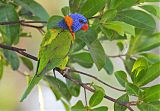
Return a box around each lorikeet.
[20,14,88,101]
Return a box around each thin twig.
[0,20,47,26]
[84,88,88,107]
[70,69,126,92]
[0,20,46,34]
[108,54,126,58]
[17,70,31,77]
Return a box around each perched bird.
[20,14,88,102]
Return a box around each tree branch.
[0,43,38,61]
[56,68,134,111]
[70,69,126,92]
[0,20,46,34]
[0,43,133,111]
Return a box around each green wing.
[20,29,72,102]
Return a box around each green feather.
[20,28,72,102]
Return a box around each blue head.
[58,14,88,32]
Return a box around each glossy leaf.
[89,90,105,107]
[140,53,160,64]
[45,76,72,101]
[142,84,160,102]
[61,6,70,16]
[15,0,49,20]
[87,39,106,71]
[138,101,160,111]
[69,0,87,13]
[66,71,81,97]
[136,62,160,86]
[123,58,136,74]
[20,56,33,71]
[103,21,135,36]
[115,71,128,87]
[125,82,140,96]
[140,5,160,19]
[70,52,93,68]
[0,4,20,45]
[101,9,117,22]
[76,29,98,44]
[117,41,124,51]
[47,16,63,29]
[70,38,86,53]
[114,94,129,111]
[92,106,108,111]
[79,0,107,18]
[109,0,137,10]
[103,56,113,75]
[3,50,20,70]
[131,57,148,73]
[117,10,156,34]
[71,100,86,111]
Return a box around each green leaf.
[125,82,140,96]
[103,55,113,75]
[131,57,148,73]
[142,84,160,102]
[15,0,49,20]
[140,53,160,64]
[3,50,20,70]
[66,71,81,97]
[20,56,33,71]
[62,99,71,111]
[135,33,160,52]
[0,59,4,79]
[70,52,93,68]
[89,90,105,107]
[70,38,86,53]
[138,101,160,111]
[117,41,124,51]
[69,0,87,13]
[100,26,127,40]
[92,85,105,93]
[123,58,136,74]
[103,21,135,36]
[87,39,106,70]
[71,100,86,111]
[61,6,70,16]
[92,106,108,111]
[140,5,160,19]
[76,29,98,44]
[142,0,160,2]
[114,94,129,111]
[47,16,63,29]
[0,4,20,45]
[45,75,72,101]
[115,71,128,87]
[136,62,160,86]
[101,9,117,22]
[117,10,156,34]
[109,0,137,10]
[79,0,107,18]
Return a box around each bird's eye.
[79,19,84,24]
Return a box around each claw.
[62,67,71,76]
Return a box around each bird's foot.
[62,67,71,76]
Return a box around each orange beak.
[81,24,89,31]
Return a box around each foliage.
[0,0,160,111]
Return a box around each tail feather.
[20,60,44,102]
